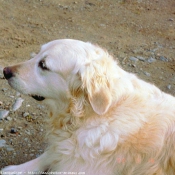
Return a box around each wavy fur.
[2,39,175,175]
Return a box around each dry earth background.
[0,0,175,170]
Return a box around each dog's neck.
[44,97,87,131]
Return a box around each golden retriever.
[2,39,175,175]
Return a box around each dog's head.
[3,39,118,115]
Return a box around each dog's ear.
[88,85,112,115]
[80,55,113,115]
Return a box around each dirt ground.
[0,0,175,170]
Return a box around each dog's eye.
[38,60,49,71]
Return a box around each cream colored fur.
[2,39,175,175]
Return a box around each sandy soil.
[0,0,175,170]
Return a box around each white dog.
[2,39,175,175]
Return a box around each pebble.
[168,18,174,21]
[2,88,7,92]
[131,64,136,67]
[26,115,34,122]
[9,96,15,99]
[12,97,24,111]
[25,130,31,135]
[159,56,168,62]
[30,52,37,58]
[0,73,3,79]
[0,66,4,79]
[100,24,106,27]
[23,112,30,118]
[147,57,156,63]
[37,104,45,109]
[24,138,28,141]
[0,110,9,120]
[129,57,138,62]
[167,85,171,90]
[137,56,146,61]
[11,128,17,134]
[132,49,143,54]
[0,140,14,151]
[144,72,151,76]
[17,126,23,130]
[6,116,12,121]
[0,139,6,147]
[0,101,3,105]
[6,146,14,151]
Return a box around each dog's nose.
[3,67,14,80]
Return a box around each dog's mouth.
[31,95,45,101]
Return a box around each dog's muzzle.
[3,67,45,101]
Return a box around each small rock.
[100,24,106,27]
[147,57,156,63]
[0,139,6,147]
[32,116,37,120]
[30,52,37,58]
[0,66,3,71]
[2,88,7,92]
[131,64,136,67]
[6,146,15,151]
[144,72,151,76]
[0,66,4,79]
[0,110,9,120]
[17,127,23,130]
[24,138,28,141]
[137,56,146,61]
[23,112,30,118]
[159,56,168,62]
[168,18,174,21]
[25,130,31,135]
[152,48,159,52]
[6,116,12,121]
[129,57,138,62]
[9,96,15,98]
[167,85,171,90]
[0,101,3,106]
[11,128,17,134]
[37,104,45,109]
[26,115,33,122]
[0,73,3,79]
[132,49,143,54]
[12,97,24,111]
[0,128,3,132]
